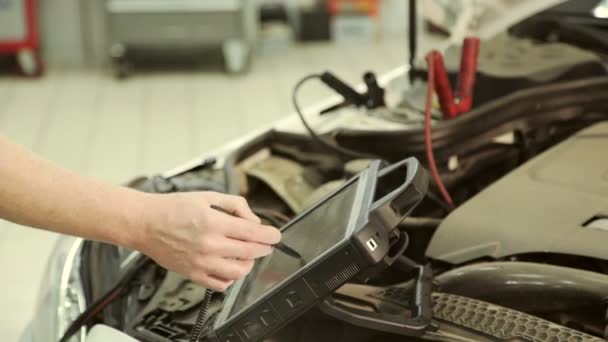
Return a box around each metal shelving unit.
[105,0,258,77]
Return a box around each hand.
[134,191,281,292]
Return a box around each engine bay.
[71,24,608,342]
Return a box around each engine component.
[128,272,223,341]
[344,159,374,177]
[246,155,317,213]
[436,262,608,308]
[87,325,140,342]
[334,77,608,163]
[319,264,435,337]
[427,122,608,263]
[334,282,603,341]
[510,0,608,55]
[436,262,608,335]
[59,255,151,342]
[430,292,604,342]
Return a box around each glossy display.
[227,181,359,319]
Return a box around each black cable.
[189,289,214,342]
[408,0,418,84]
[292,74,375,159]
[605,309,608,341]
[604,300,608,340]
[59,255,150,342]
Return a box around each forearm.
[0,136,283,291]
[0,136,150,248]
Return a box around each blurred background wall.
[33,0,410,68]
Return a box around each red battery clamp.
[429,37,480,119]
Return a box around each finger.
[206,193,261,223]
[192,274,234,292]
[225,258,255,276]
[211,237,273,259]
[216,215,281,245]
[206,258,256,282]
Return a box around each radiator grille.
[372,289,603,341]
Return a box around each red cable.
[425,51,455,209]
[81,286,125,323]
[60,285,126,341]
[455,37,480,113]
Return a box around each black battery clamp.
[202,157,428,342]
[318,71,386,115]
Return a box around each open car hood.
[424,0,568,42]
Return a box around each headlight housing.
[28,236,86,342]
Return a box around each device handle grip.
[370,158,429,226]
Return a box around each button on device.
[242,321,264,339]
[286,291,303,308]
[219,330,242,342]
[221,333,239,342]
[260,309,277,326]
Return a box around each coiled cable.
[189,289,214,342]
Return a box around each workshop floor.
[0,35,428,340]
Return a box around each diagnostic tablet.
[206,157,428,342]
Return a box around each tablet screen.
[225,179,360,320]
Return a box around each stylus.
[274,242,304,261]
[210,205,305,262]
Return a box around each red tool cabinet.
[0,0,43,76]
[327,0,379,16]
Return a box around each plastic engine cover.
[86,325,139,342]
[426,122,608,264]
